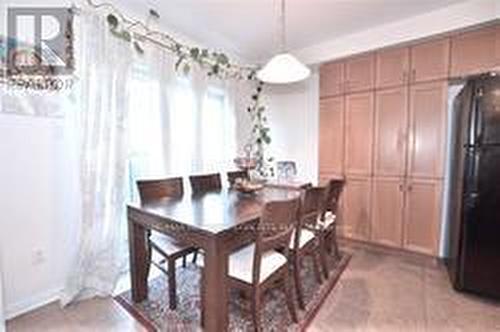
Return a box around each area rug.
[115,251,351,332]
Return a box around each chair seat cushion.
[150,231,193,257]
[289,228,315,249]
[318,212,336,228]
[228,243,287,284]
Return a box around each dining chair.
[290,186,327,310]
[319,178,345,262]
[189,173,222,192]
[136,177,199,310]
[226,170,249,186]
[227,198,300,331]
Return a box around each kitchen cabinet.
[450,25,500,77]
[345,53,375,93]
[341,177,372,240]
[403,179,442,255]
[410,38,450,83]
[319,96,344,175]
[345,92,374,176]
[374,87,408,177]
[376,46,409,88]
[371,177,404,248]
[408,81,447,179]
[320,61,345,98]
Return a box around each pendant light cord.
[280,0,286,52]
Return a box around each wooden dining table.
[127,184,304,332]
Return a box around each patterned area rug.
[116,252,350,331]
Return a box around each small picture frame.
[277,161,297,180]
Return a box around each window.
[201,87,235,171]
[126,60,237,199]
[168,77,197,173]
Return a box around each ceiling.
[120,0,468,63]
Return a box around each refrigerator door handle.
[473,87,484,146]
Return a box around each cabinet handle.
[412,69,416,83]
[407,184,413,191]
[399,184,404,192]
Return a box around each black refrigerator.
[447,74,500,299]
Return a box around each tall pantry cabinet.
[320,46,448,256]
[319,21,500,256]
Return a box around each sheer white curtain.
[61,10,133,305]
[166,67,237,174]
[201,81,237,171]
[127,45,173,188]
[128,46,237,180]
[62,10,238,305]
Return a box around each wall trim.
[5,287,61,320]
[295,0,500,65]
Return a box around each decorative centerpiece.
[233,144,264,194]
[232,178,264,194]
[234,144,257,173]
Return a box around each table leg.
[128,216,149,302]
[202,238,229,332]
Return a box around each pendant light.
[257,0,311,84]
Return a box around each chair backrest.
[189,173,222,193]
[137,177,184,202]
[323,179,345,216]
[227,170,249,186]
[292,186,327,250]
[252,197,301,284]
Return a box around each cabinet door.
[345,53,375,93]
[411,38,450,83]
[319,97,344,175]
[376,47,409,89]
[371,177,404,248]
[374,87,408,177]
[320,61,345,98]
[450,25,500,77]
[345,92,374,176]
[408,82,447,179]
[403,179,442,256]
[341,177,371,240]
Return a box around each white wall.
[0,0,80,319]
[0,112,74,319]
[235,71,320,182]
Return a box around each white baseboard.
[5,287,62,320]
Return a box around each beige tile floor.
[309,248,500,332]
[7,247,500,331]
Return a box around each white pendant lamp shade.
[257,53,311,84]
[257,0,310,84]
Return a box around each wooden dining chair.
[227,198,300,331]
[189,173,222,192]
[136,177,199,310]
[290,186,327,310]
[226,170,249,186]
[319,178,345,262]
